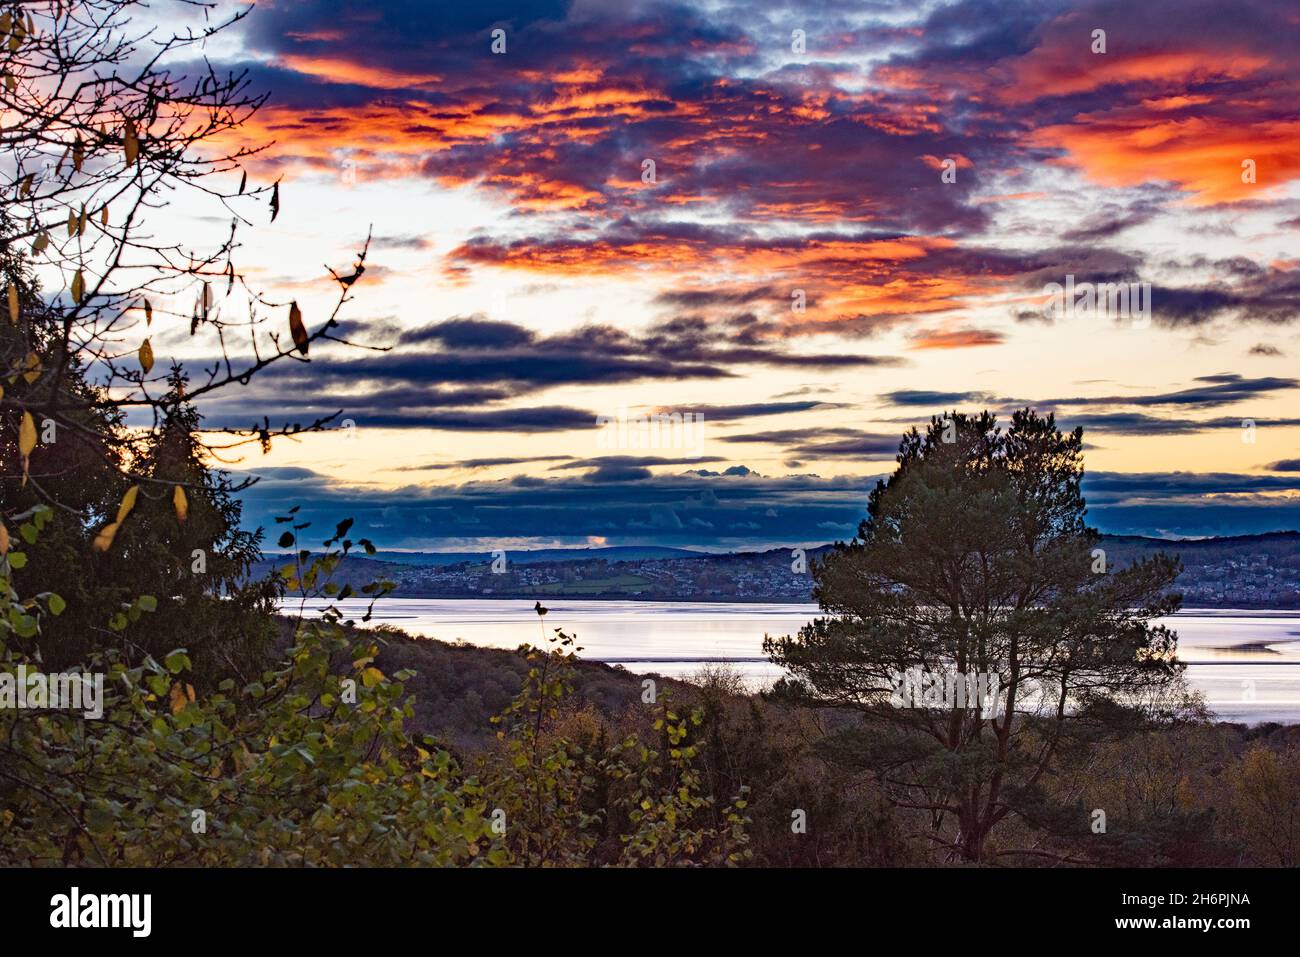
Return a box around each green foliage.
[481,627,751,866]
[0,520,748,867]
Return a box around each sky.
[146,0,1300,550]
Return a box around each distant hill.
[252,531,1300,607]
[361,545,710,566]
[1101,530,1300,557]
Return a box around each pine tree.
[765,409,1189,863]
[88,370,278,684]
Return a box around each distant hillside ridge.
[252,530,1300,608]
[361,545,709,566]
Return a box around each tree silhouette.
[765,409,1189,863]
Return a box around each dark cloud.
[1060,199,1167,242]
[690,400,845,421]
[552,455,727,471]
[400,317,537,349]
[390,455,572,471]
[720,426,901,459]
[181,312,892,433]
[1147,270,1300,328]
[1040,374,1299,410]
[884,390,991,406]
[232,462,1300,550]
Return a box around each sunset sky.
[153,0,1300,550]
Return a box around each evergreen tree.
[765,409,1188,863]
[88,370,277,685]
[1,230,275,682]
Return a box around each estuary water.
[284,598,1300,725]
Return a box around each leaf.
[270,181,280,221]
[238,169,246,194]
[116,484,139,523]
[73,136,84,172]
[4,73,14,94]
[6,284,17,324]
[101,204,109,226]
[92,521,120,552]
[71,269,84,303]
[0,523,8,555]
[288,301,308,355]
[17,411,36,486]
[173,485,188,523]
[138,338,153,374]
[169,682,188,715]
[22,352,41,383]
[31,231,48,254]
[123,117,139,165]
[143,298,152,325]
[18,411,37,457]
[48,593,65,615]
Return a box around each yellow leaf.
[360,666,384,688]
[138,338,153,374]
[143,298,152,325]
[71,270,84,303]
[124,118,139,166]
[92,521,119,552]
[18,411,36,457]
[4,73,14,94]
[6,284,17,324]
[186,683,196,702]
[169,682,187,715]
[101,204,108,226]
[31,231,48,254]
[0,523,9,556]
[77,205,87,236]
[173,485,188,523]
[288,301,309,355]
[21,352,41,384]
[115,485,139,524]
[66,210,76,237]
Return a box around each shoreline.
[291,594,1300,615]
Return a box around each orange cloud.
[278,54,443,90]
[1028,113,1300,204]
[1005,49,1268,103]
[448,233,1003,325]
[908,326,1005,349]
